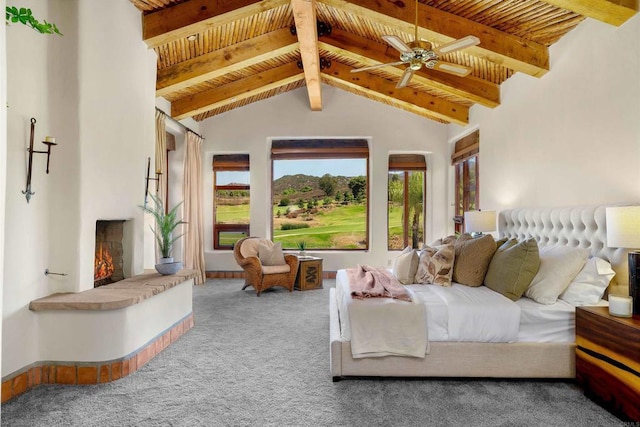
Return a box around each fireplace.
[94,220,129,287]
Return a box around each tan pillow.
[391,247,419,284]
[258,242,286,266]
[452,235,498,287]
[484,238,540,301]
[415,244,455,287]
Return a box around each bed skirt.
[329,288,576,381]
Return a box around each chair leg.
[242,282,250,290]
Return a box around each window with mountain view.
[388,154,426,250]
[271,139,369,250]
[213,154,250,250]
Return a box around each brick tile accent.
[56,366,77,385]
[12,373,28,396]
[163,333,171,349]
[122,359,130,377]
[100,365,110,383]
[129,356,138,374]
[42,365,50,384]
[111,361,122,381]
[2,379,13,403]
[32,366,42,387]
[77,367,98,385]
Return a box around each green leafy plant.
[6,6,62,35]
[297,240,307,251]
[140,194,186,259]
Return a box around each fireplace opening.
[94,220,126,287]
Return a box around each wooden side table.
[295,256,323,290]
[575,306,640,421]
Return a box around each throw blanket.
[347,265,412,302]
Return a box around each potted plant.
[140,194,186,275]
[297,240,307,258]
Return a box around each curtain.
[183,131,206,285]
[155,110,167,206]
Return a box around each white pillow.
[391,246,419,284]
[559,257,616,306]
[525,246,589,305]
[258,242,286,266]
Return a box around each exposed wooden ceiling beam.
[291,0,322,110]
[320,28,500,108]
[142,0,289,48]
[322,0,549,77]
[322,61,469,124]
[172,62,304,119]
[540,0,637,26]
[156,28,298,97]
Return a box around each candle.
[44,136,55,143]
[608,295,633,317]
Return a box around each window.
[213,154,250,249]
[452,131,479,233]
[388,154,426,250]
[271,139,369,250]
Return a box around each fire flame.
[94,243,115,281]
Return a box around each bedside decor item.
[608,294,633,317]
[464,210,496,237]
[297,240,307,257]
[606,206,640,315]
[22,117,57,203]
[140,194,186,275]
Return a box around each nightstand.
[575,306,640,421]
[295,256,323,290]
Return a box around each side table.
[295,256,323,290]
[575,305,640,421]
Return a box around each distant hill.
[273,174,356,202]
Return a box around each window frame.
[451,130,480,234]
[388,154,427,250]
[212,154,250,250]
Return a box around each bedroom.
[0,0,639,423]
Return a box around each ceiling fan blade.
[433,35,480,56]
[433,61,473,77]
[396,68,415,88]
[350,61,407,73]
[382,35,413,54]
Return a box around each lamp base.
[629,251,640,315]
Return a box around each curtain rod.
[156,107,204,140]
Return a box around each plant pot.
[299,250,306,258]
[159,257,174,264]
[155,261,182,275]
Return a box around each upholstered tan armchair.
[233,237,299,296]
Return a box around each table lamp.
[464,210,496,237]
[606,206,640,315]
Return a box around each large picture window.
[388,154,426,250]
[213,154,250,249]
[452,131,479,234]
[271,139,369,250]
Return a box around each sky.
[216,159,367,185]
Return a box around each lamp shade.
[606,206,640,249]
[464,210,496,233]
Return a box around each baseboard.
[206,271,337,279]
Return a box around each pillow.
[258,242,286,266]
[525,246,590,305]
[559,257,616,306]
[484,238,540,301]
[415,244,455,287]
[452,235,498,287]
[391,246,419,284]
[429,234,460,246]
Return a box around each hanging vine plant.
[6,6,62,35]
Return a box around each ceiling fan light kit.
[351,0,480,88]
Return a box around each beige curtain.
[155,110,167,206]
[183,131,206,284]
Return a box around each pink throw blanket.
[347,265,412,302]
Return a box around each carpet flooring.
[1,279,622,426]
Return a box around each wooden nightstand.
[295,256,323,290]
[575,306,640,421]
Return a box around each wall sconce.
[22,117,57,203]
[144,156,161,207]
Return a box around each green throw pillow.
[484,238,540,301]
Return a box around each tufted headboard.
[498,205,628,293]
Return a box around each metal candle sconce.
[22,117,57,203]
[144,156,161,207]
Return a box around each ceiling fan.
[351,0,480,88]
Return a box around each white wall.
[448,15,640,223]
[198,85,449,272]
[3,0,156,377]
[0,0,8,395]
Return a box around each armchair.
[233,237,299,296]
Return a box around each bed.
[329,205,628,381]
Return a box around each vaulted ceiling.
[130,0,637,125]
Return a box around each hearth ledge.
[29,269,198,311]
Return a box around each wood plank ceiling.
[130,0,637,125]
